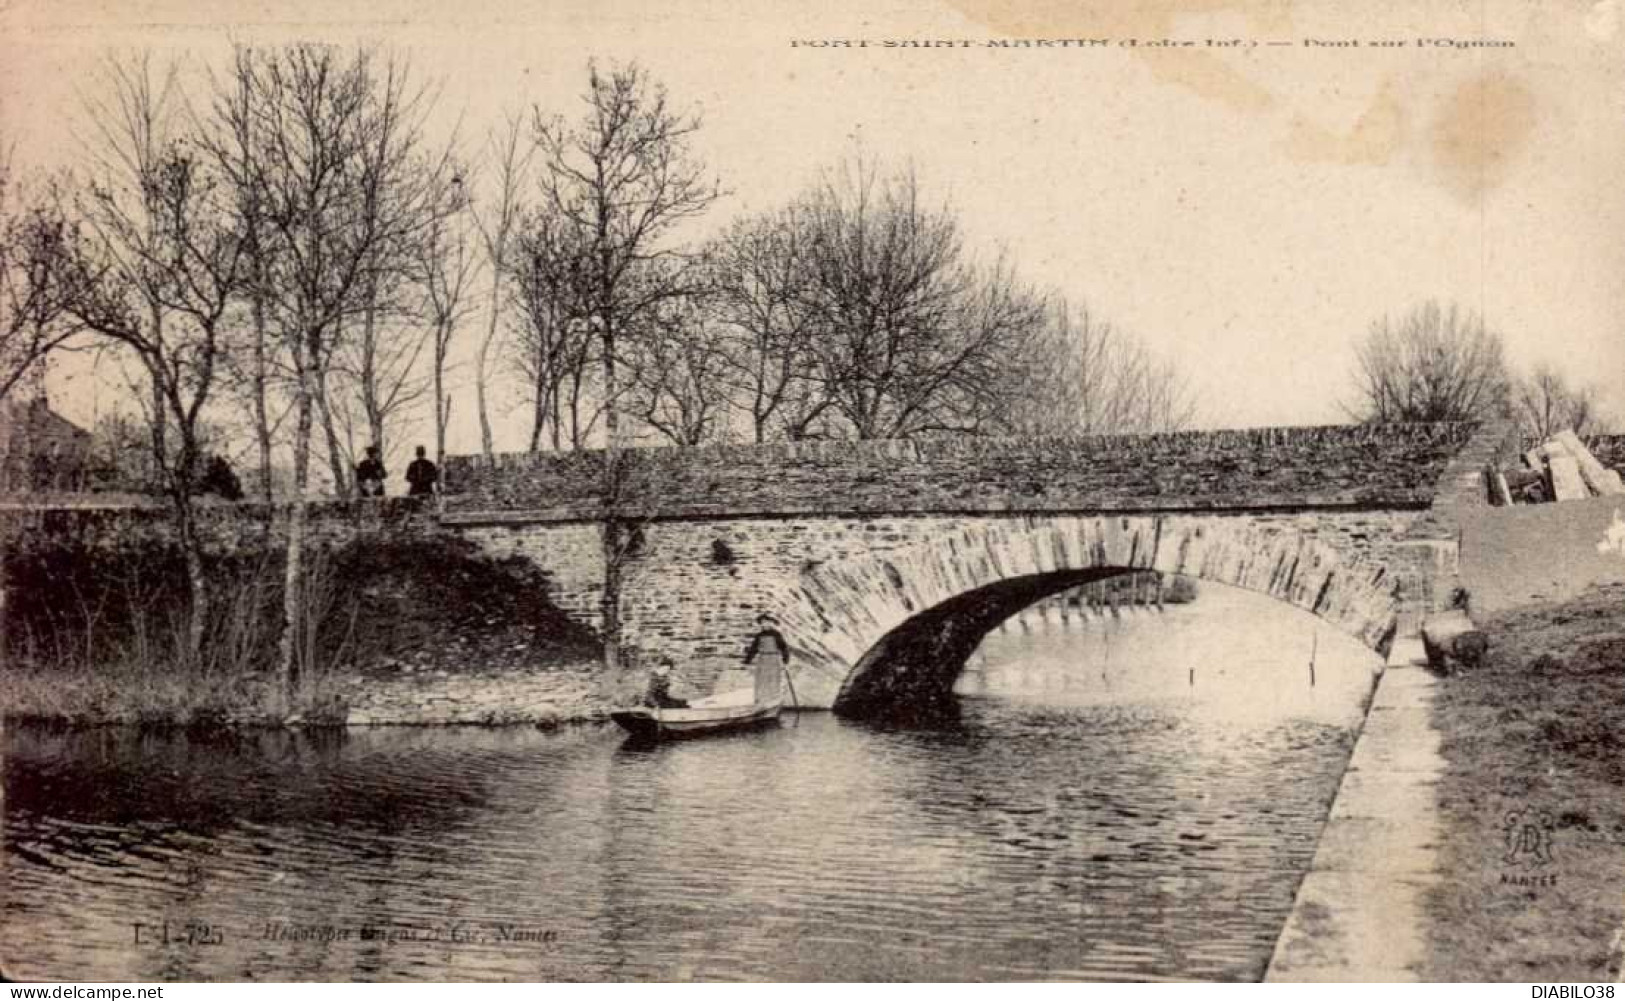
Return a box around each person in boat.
[643,659,689,709]
[743,613,793,705]
[744,613,791,667]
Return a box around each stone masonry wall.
[449,508,1429,707]
[436,421,1501,709]
[446,520,604,625]
[443,423,1478,519]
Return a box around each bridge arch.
[776,515,1402,720]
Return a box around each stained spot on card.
[1429,72,1536,200]
[1284,80,1406,166]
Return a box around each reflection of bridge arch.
[775,516,1402,722]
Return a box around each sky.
[2,0,1622,452]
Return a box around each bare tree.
[470,113,532,460]
[198,50,280,501]
[316,341,354,495]
[997,299,1197,435]
[1348,300,1510,424]
[417,170,476,464]
[328,307,432,477]
[345,134,463,470]
[228,43,442,695]
[71,55,250,656]
[1515,363,1610,439]
[624,289,736,446]
[708,205,833,442]
[532,59,720,447]
[75,54,186,474]
[510,203,595,450]
[307,96,464,494]
[797,159,1046,439]
[534,60,719,672]
[0,158,84,403]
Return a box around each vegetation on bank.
[0,536,599,727]
[1422,583,1625,981]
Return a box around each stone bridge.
[440,421,1514,720]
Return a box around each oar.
[781,662,801,726]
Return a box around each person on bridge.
[405,445,439,497]
[643,660,689,709]
[355,446,387,498]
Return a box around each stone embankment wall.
[342,666,607,726]
[0,499,604,727]
[1458,496,1625,615]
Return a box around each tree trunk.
[477,279,501,460]
[177,496,207,661]
[252,297,273,502]
[362,292,385,455]
[601,309,618,446]
[528,358,549,452]
[250,251,274,503]
[434,334,448,466]
[600,518,624,673]
[316,371,348,497]
[278,364,315,707]
[599,441,630,675]
[147,367,167,480]
[0,541,9,674]
[569,369,586,450]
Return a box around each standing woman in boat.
[743,613,791,704]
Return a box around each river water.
[3,584,1378,982]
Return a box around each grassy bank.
[1,535,601,727]
[1423,582,1625,981]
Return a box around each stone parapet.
[443,423,1479,520]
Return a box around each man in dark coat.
[198,454,243,500]
[355,446,387,498]
[405,445,438,497]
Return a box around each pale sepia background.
[2,0,1620,441]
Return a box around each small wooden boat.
[610,694,783,741]
[613,638,794,741]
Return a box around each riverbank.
[0,657,614,728]
[1422,582,1625,981]
[1,535,608,728]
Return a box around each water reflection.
[4,585,1377,981]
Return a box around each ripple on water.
[4,591,1377,981]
